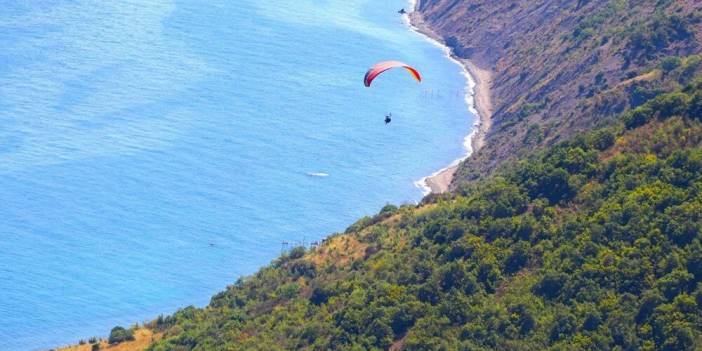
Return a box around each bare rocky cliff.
[416,0,702,184]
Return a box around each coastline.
[50,6,488,350]
[406,2,493,194]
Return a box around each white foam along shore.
[404,0,492,195]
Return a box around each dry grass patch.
[57,329,161,351]
[307,235,367,268]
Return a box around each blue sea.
[0,1,473,349]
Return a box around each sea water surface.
[0,1,473,349]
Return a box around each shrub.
[288,246,306,260]
[588,128,616,150]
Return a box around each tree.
[550,311,577,341]
[108,326,134,344]
[310,286,332,305]
[661,56,683,72]
[689,91,702,120]
[533,271,568,300]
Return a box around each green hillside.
[138,76,702,350]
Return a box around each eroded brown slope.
[416,0,702,183]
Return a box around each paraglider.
[364,61,421,125]
[363,61,421,87]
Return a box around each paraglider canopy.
[364,61,421,87]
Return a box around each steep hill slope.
[415,0,702,182]
[140,80,702,350]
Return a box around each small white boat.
[307,172,329,177]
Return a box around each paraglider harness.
[385,113,392,124]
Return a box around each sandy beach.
[408,5,493,194]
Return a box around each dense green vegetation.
[137,78,702,350]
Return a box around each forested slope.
[416,0,702,182]
[140,78,702,350]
